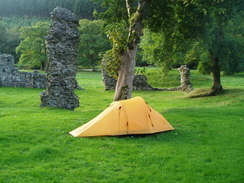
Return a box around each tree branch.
[126,0,133,18]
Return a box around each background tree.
[16,22,49,70]
[184,41,211,73]
[179,0,243,95]
[77,19,110,71]
[140,28,186,73]
[220,11,244,75]
[144,0,243,96]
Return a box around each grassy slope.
[0,71,243,183]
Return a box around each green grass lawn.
[0,70,243,183]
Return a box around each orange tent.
[69,96,174,137]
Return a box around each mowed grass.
[0,70,243,183]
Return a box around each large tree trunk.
[209,50,224,95]
[113,0,146,101]
[114,48,137,101]
[40,61,45,71]
[209,19,224,95]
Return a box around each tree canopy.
[77,19,111,70]
[16,22,49,70]
[140,0,243,95]
[172,0,243,94]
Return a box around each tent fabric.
[69,96,174,137]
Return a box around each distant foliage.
[77,19,110,70]
[0,0,101,19]
[140,29,173,71]
[0,24,7,54]
[140,29,187,74]
[221,12,244,75]
[0,20,20,60]
[16,22,49,70]
[135,67,147,75]
[0,17,45,60]
[0,17,42,30]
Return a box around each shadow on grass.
[187,88,244,98]
[223,88,244,94]
[223,73,244,77]
[116,130,173,139]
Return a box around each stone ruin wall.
[0,54,46,88]
[40,7,80,110]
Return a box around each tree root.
[188,88,224,98]
[153,86,193,92]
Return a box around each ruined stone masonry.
[133,75,155,90]
[40,7,80,110]
[102,65,193,92]
[102,70,155,91]
[0,54,81,89]
[102,70,117,90]
[178,65,193,91]
[0,54,46,88]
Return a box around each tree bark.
[114,0,146,101]
[114,48,137,101]
[209,50,224,95]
